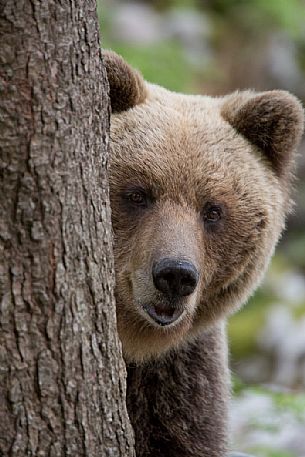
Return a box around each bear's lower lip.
[143,303,184,326]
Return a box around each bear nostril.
[152,259,199,298]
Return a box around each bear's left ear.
[221,90,304,177]
[102,50,148,114]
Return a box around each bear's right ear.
[102,50,147,114]
[221,90,304,177]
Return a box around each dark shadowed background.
[99,1,305,455]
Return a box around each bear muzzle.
[140,258,199,326]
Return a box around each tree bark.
[0,1,135,456]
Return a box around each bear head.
[104,50,304,362]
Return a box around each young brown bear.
[104,50,304,457]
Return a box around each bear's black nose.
[152,259,199,298]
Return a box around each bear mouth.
[143,303,185,326]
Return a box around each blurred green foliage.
[250,385,305,419]
[284,232,305,270]
[204,0,305,35]
[248,449,294,457]
[229,254,305,360]
[127,0,305,37]
[232,377,305,456]
[102,39,195,92]
[228,291,271,359]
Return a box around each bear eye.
[123,187,151,208]
[202,203,223,224]
[129,190,146,205]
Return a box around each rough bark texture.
[0,1,135,456]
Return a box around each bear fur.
[103,50,304,457]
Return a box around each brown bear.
[103,50,304,457]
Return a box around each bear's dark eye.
[202,203,223,224]
[123,187,151,209]
[128,191,146,205]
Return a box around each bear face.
[104,51,304,362]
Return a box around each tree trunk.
[0,1,135,456]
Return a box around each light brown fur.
[104,50,304,457]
